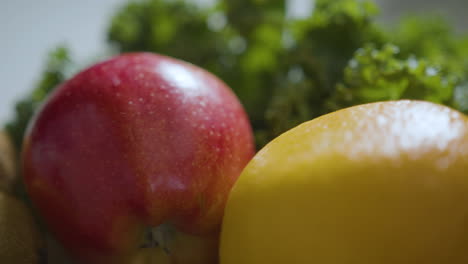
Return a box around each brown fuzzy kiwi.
[0,191,42,263]
[0,131,16,192]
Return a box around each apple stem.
[140,224,174,255]
[140,223,220,263]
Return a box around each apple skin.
[22,53,255,263]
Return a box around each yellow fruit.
[0,131,16,192]
[0,191,41,263]
[220,100,468,264]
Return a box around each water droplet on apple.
[112,77,121,86]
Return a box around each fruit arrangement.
[2,0,468,263]
[2,53,468,263]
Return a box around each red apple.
[22,53,255,263]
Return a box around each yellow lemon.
[220,100,468,264]
[0,191,41,263]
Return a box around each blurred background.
[1,0,468,149]
[1,0,467,125]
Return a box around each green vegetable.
[391,14,468,75]
[6,47,72,151]
[327,43,461,111]
[6,0,468,151]
[108,0,387,146]
[261,0,384,143]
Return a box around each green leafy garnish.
[6,0,468,150]
[6,47,72,151]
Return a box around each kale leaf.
[7,0,468,150]
[6,47,72,151]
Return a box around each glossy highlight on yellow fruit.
[220,100,468,264]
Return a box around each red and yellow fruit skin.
[22,53,255,263]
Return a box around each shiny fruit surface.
[221,100,468,264]
[23,53,254,263]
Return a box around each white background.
[0,0,466,125]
